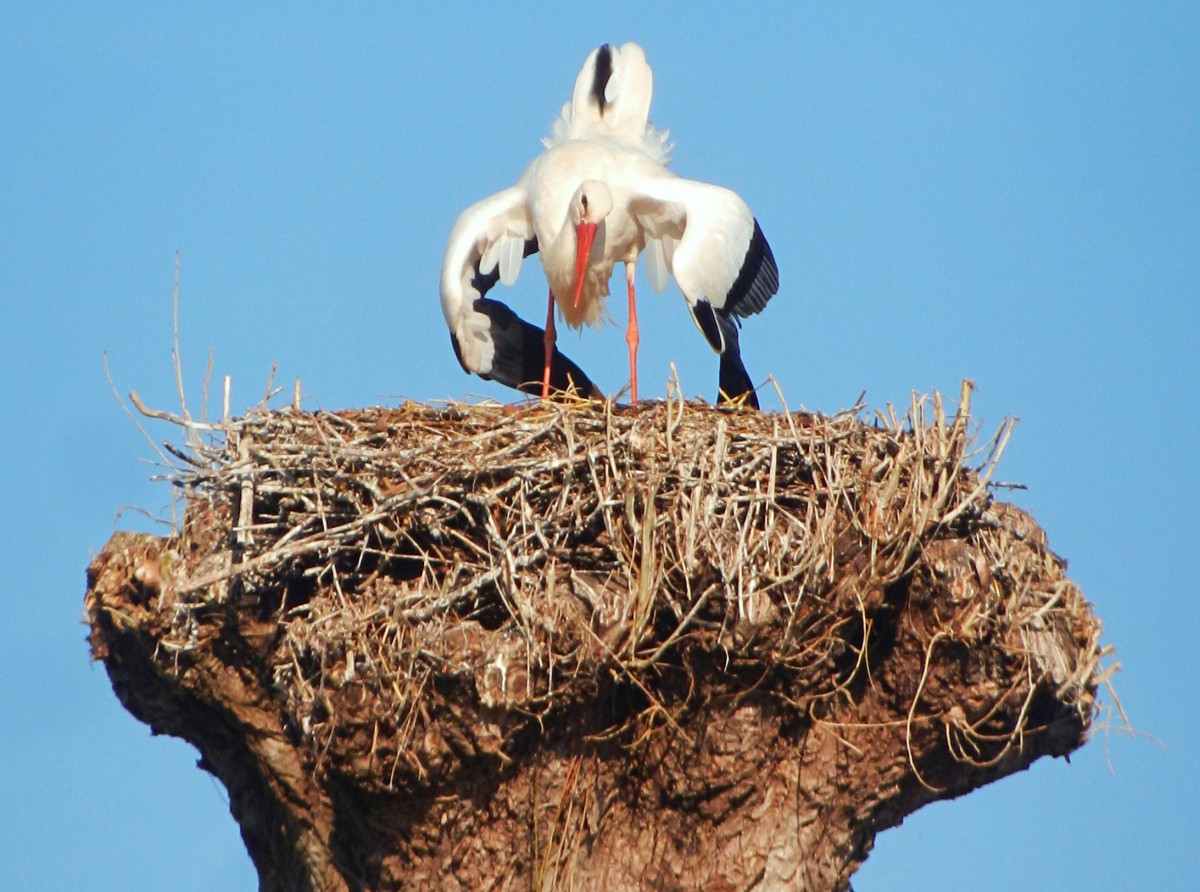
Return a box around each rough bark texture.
[85,396,1103,891]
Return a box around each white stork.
[440,41,779,407]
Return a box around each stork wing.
[628,175,777,408]
[569,42,653,141]
[440,186,600,398]
[453,298,603,399]
[440,186,537,376]
[628,176,779,353]
[545,42,671,161]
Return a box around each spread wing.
[628,174,779,407]
[439,185,600,398]
[440,186,537,377]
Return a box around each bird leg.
[541,288,557,398]
[625,264,639,403]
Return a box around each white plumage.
[441,41,779,406]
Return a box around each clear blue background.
[2,4,1196,889]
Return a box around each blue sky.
[2,4,1197,889]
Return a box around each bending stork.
[440,41,779,407]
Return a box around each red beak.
[572,221,597,308]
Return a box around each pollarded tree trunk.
[85,391,1103,891]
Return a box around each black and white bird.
[440,41,779,407]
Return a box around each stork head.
[570,179,613,308]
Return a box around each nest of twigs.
[138,382,1102,797]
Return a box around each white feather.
[542,102,572,149]
[604,51,622,105]
[644,235,670,294]
[499,233,523,286]
[460,308,495,375]
[642,125,673,165]
[479,238,501,276]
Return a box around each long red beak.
[572,221,597,308]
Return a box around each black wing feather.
[453,298,602,399]
[690,299,760,409]
[591,44,614,113]
[690,298,726,353]
[723,219,778,319]
[714,313,758,408]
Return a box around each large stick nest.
[86,383,1109,889]
[131,385,1099,788]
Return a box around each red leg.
[625,264,639,403]
[542,288,556,398]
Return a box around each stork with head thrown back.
[440,41,779,407]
